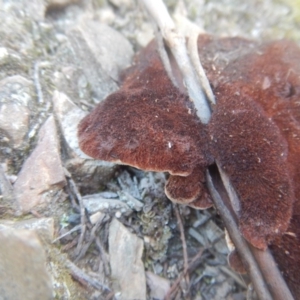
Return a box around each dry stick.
[165,247,206,300]
[95,236,110,276]
[68,177,87,257]
[65,259,110,292]
[140,0,211,124]
[155,30,179,89]
[218,165,294,300]
[52,224,81,243]
[187,30,216,107]
[219,266,247,289]
[206,169,273,300]
[75,215,104,262]
[174,205,190,297]
[219,165,294,299]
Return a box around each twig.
[155,30,179,89]
[174,205,190,297]
[219,266,247,289]
[65,259,110,292]
[67,177,87,257]
[75,215,104,262]
[52,224,81,243]
[95,236,110,276]
[140,0,211,124]
[250,247,294,300]
[165,247,206,300]
[217,164,294,300]
[206,169,273,300]
[187,30,216,106]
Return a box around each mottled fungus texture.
[78,35,300,298]
[78,41,213,209]
[198,35,300,297]
[165,167,212,209]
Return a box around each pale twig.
[219,266,247,289]
[140,0,211,124]
[187,31,216,106]
[65,259,110,292]
[155,30,179,89]
[52,224,81,243]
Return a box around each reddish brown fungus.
[165,167,212,209]
[199,35,300,297]
[78,35,300,298]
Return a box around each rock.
[67,19,133,102]
[52,91,116,190]
[0,0,46,21]
[83,194,131,216]
[0,76,35,148]
[14,116,66,213]
[109,218,146,300]
[146,271,170,300]
[74,19,134,82]
[52,91,90,158]
[0,218,54,244]
[0,164,14,202]
[0,227,53,300]
[109,0,133,8]
[46,0,81,10]
[0,47,28,79]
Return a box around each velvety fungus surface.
[78,35,300,298]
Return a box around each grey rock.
[83,194,131,215]
[47,0,81,9]
[67,19,133,103]
[109,0,133,8]
[0,218,54,244]
[74,19,134,82]
[0,0,46,21]
[0,227,53,300]
[52,91,116,189]
[14,116,66,213]
[146,271,170,300]
[0,76,35,148]
[0,164,14,202]
[109,218,146,300]
[0,47,28,79]
[52,91,90,159]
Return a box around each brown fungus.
[200,36,300,297]
[78,41,213,209]
[78,35,300,298]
